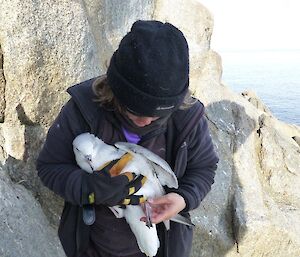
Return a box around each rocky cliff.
[0,0,299,256]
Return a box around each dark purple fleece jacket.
[37,78,219,257]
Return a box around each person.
[37,20,219,257]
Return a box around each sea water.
[220,50,300,125]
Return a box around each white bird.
[73,132,192,257]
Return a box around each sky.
[199,0,300,52]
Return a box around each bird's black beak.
[144,201,153,228]
[85,155,94,172]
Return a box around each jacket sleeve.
[36,99,89,205]
[173,116,219,212]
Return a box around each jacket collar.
[67,77,100,127]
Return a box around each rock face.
[0,46,5,122]
[0,0,299,257]
[0,169,64,257]
[241,90,272,114]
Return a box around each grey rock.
[0,169,65,257]
[241,90,272,114]
[292,135,300,146]
[0,0,300,256]
[0,45,5,123]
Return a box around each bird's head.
[73,133,125,173]
[73,133,98,173]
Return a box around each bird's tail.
[124,205,159,257]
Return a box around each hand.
[82,165,146,207]
[145,193,186,224]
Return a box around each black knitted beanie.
[107,20,189,117]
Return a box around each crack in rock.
[0,44,6,123]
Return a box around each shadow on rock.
[1,122,64,227]
[191,100,258,257]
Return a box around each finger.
[98,159,120,176]
[121,195,146,205]
[126,175,147,194]
[148,195,169,206]
[150,205,166,214]
[121,172,135,182]
[150,211,170,224]
[130,175,147,187]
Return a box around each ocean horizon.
[220,49,300,126]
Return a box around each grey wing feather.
[115,142,178,188]
[170,214,195,227]
[150,162,178,188]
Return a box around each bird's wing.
[115,142,178,188]
[170,214,195,227]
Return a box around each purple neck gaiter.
[122,127,141,144]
